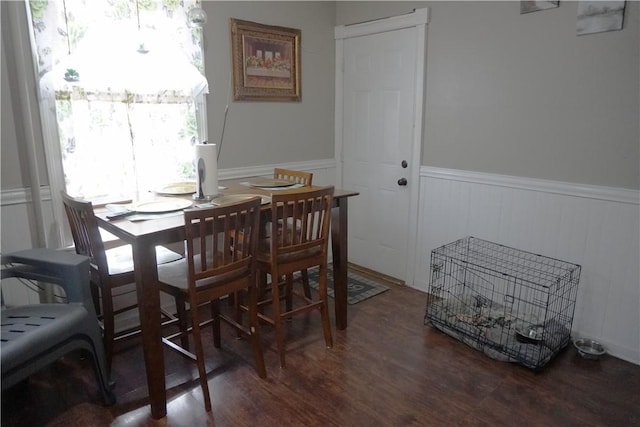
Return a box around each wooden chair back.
[61,192,111,286]
[267,186,333,276]
[273,168,313,186]
[183,197,262,299]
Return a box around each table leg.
[132,240,166,419]
[331,197,349,330]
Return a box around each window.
[28,0,208,203]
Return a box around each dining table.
[94,177,358,419]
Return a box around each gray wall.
[2,1,638,191]
[202,1,336,168]
[1,25,23,189]
[337,1,639,190]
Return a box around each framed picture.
[230,18,301,101]
[577,1,626,36]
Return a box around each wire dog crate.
[424,237,581,370]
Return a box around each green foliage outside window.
[29,0,48,22]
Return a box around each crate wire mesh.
[424,237,581,370]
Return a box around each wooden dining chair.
[156,197,266,412]
[254,186,334,368]
[61,192,185,368]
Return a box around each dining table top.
[95,177,358,240]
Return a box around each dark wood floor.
[2,276,639,427]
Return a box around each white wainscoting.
[414,166,640,365]
[1,187,57,305]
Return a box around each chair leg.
[175,295,190,350]
[257,273,268,315]
[247,285,266,378]
[318,265,333,349]
[100,286,115,369]
[87,338,116,405]
[190,304,212,412]
[271,272,287,368]
[285,274,293,313]
[211,299,221,349]
[90,281,102,316]
[234,290,243,338]
[301,269,311,298]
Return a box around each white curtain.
[26,0,209,244]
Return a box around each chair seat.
[256,240,322,267]
[105,245,183,276]
[158,256,250,292]
[1,304,90,373]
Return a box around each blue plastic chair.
[1,248,115,405]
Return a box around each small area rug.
[302,265,390,305]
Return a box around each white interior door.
[335,10,428,283]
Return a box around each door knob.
[401,160,408,168]
[398,178,407,186]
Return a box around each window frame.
[20,0,208,248]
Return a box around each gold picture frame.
[230,18,301,101]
